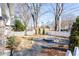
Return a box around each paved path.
[9,31,70,38]
[10,31,25,36]
[46,31,70,37]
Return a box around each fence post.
[65,50,72,56]
[73,47,79,56]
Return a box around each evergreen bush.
[38,28,41,34]
[6,36,20,56]
[14,20,25,31]
[69,16,79,52]
[42,28,45,35]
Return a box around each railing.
[66,47,79,56]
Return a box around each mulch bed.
[41,48,66,56]
[41,45,69,56]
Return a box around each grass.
[16,34,69,40]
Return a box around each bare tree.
[1,3,14,37]
[52,3,64,31]
[26,3,42,34]
[18,4,31,35]
[7,3,15,26]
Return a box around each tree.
[1,3,14,37]
[15,4,31,35]
[52,3,64,31]
[6,36,20,56]
[69,16,79,52]
[26,3,42,34]
[7,3,15,26]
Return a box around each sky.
[1,3,79,26]
[37,3,79,26]
[0,6,1,16]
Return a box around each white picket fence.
[66,47,79,56]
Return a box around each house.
[0,16,6,56]
[0,7,5,37]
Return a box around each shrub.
[6,36,20,56]
[42,28,45,35]
[38,28,41,34]
[69,16,79,52]
[14,19,25,31]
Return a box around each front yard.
[7,35,69,56]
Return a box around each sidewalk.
[46,31,70,37]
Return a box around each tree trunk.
[25,23,28,35]
[54,3,63,31]
[55,16,58,31]
[25,27,27,35]
[35,19,38,34]
[32,14,37,34]
[10,48,13,56]
[59,16,61,31]
[34,22,37,34]
[8,3,14,26]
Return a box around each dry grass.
[13,35,69,50]
[10,35,68,56]
[41,49,66,56]
[16,35,69,39]
[12,36,34,51]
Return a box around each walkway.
[46,31,70,38]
